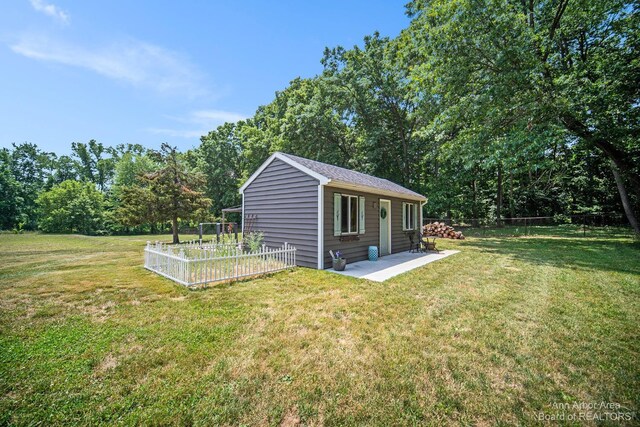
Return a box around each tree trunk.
[508,170,515,223]
[496,164,503,227]
[562,114,640,196]
[172,216,180,244]
[561,114,640,232]
[472,178,478,220]
[401,135,410,187]
[610,161,640,236]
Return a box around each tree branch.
[543,0,570,63]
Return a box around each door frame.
[379,199,391,255]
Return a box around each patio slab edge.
[325,250,460,282]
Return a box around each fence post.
[155,241,160,272]
[234,222,239,242]
[284,242,288,266]
[178,248,185,284]
[235,246,239,279]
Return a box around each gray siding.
[323,187,419,269]
[244,158,319,268]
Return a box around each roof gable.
[239,153,329,193]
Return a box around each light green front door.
[379,199,391,255]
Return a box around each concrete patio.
[325,250,459,282]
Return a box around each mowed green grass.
[0,233,638,426]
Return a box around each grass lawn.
[1,232,638,425]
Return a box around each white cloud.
[29,0,69,24]
[10,34,206,98]
[148,110,247,139]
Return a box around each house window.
[403,202,417,231]
[341,195,359,234]
[334,193,365,236]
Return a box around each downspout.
[420,200,427,231]
[317,183,324,269]
[241,192,245,234]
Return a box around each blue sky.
[1,1,410,154]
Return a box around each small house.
[239,152,427,269]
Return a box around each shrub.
[37,180,105,234]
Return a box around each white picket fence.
[144,241,296,286]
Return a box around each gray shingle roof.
[280,152,425,200]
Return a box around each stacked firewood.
[422,222,465,239]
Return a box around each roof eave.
[326,180,427,202]
[239,152,427,201]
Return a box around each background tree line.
[0,141,211,242]
[1,0,638,235]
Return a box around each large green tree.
[193,122,244,215]
[405,0,639,232]
[48,155,79,186]
[322,33,427,189]
[118,144,211,243]
[71,140,117,192]
[0,149,23,230]
[111,151,157,197]
[37,180,105,234]
[7,143,56,229]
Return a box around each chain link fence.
[423,214,633,238]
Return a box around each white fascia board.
[239,152,278,193]
[328,180,427,202]
[238,152,330,193]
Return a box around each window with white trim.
[333,193,365,236]
[341,194,358,234]
[403,202,417,231]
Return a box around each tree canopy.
[37,180,105,235]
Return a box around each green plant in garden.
[245,231,264,253]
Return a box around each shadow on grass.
[184,268,299,292]
[460,236,640,276]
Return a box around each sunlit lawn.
[0,232,638,425]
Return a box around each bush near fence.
[144,241,296,287]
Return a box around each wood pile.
[423,222,465,239]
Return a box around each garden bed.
[144,240,296,286]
